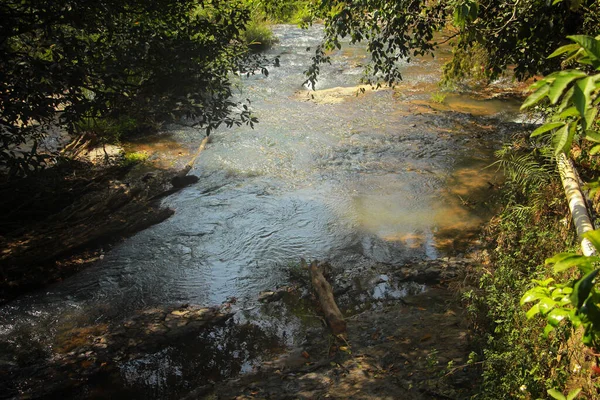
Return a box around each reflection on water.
[0,24,529,398]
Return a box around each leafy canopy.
[521,35,600,156]
[301,0,599,87]
[0,0,269,176]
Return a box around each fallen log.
[169,134,210,188]
[303,259,347,335]
[176,134,211,178]
[557,152,596,256]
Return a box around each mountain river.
[0,25,529,399]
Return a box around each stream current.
[0,25,528,398]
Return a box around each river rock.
[395,258,468,284]
[86,145,124,163]
[50,303,234,372]
[171,174,199,188]
[258,287,291,303]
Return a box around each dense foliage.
[302,0,600,87]
[249,0,311,24]
[0,0,271,176]
[522,35,600,157]
[517,36,600,396]
[468,176,574,398]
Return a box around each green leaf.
[552,254,590,273]
[531,122,565,138]
[529,78,552,91]
[521,84,550,109]
[584,301,600,326]
[548,43,580,59]
[547,252,582,265]
[558,87,575,112]
[543,323,555,338]
[584,130,600,143]
[583,324,595,346]
[567,388,582,400]
[547,308,570,327]
[521,287,551,305]
[570,309,582,326]
[548,389,567,400]
[573,77,595,128]
[468,1,478,20]
[570,269,599,309]
[539,297,556,314]
[526,303,541,319]
[590,144,600,155]
[532,277,555,287]
[583,230,600,251]
[548,70,588,104]
[551,288,566,300]
[568,35,600,61]
[583,105,599,132]
[558,106,579,119]
[564,48,586,65]
[553,123,573,155]
[453,1,478,28]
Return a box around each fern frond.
[495,152,552,192]
[506,205,535,220]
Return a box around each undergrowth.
[464,141,579,398]
[242,19,278,52]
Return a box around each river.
[0,25,527,399]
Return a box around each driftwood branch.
[303,259,347,335]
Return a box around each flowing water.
[0,25,528,398]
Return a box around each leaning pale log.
[557,152,596,256]
[178,135,211,177]
[304,259,347,335]
[170,135,210,188]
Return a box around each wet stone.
[394,258,466,284]
[146,323,169,335]
[165,319,189,330]
[123,320,135,328]
[258,287,290,303]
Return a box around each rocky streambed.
[1,256,477,399]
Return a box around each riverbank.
[0,156,198,305]
[209,282,475,399]
[458,141,597,398]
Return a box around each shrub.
[242,19,278,52]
